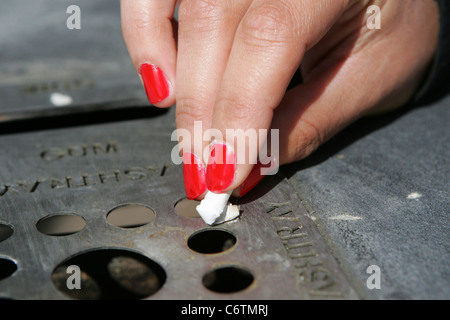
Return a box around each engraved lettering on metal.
[266,201,347,298]
[0,165,168,197]
[23,79,94,95]
[41,141,118,161]
[0,109,357,299]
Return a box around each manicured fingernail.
[239,164,265,198]
[140,63,169,104]
[206,143,236,193]
[239,155,278,197]
[183,153,207,200]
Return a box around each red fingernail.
[239,155,277,197]
[206,143,235,193]
[140,63,169,104]
[183,153,207,200]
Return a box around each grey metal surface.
[0,0,147,120]
[0,107,358,299]
[286,98,450,300]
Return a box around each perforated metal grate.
[0,109,358,299]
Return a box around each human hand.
[121,0,439,199]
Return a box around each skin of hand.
[121,0,439,200]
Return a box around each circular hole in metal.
[52,265,101,300]
[107,204,155,228]
[52,248,166,300]
[0,223,14,242]
[36,214,86,236]
[187,229,236,254]
[202,265,254,293]
[0,258,17,281]
[174,198,201,218]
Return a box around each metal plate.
[0,108,359,299]
[0,0,361,300]
[0,0,147,121]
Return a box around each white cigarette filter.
[196,190,240,225]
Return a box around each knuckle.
[178,0,234,33]
[176,95,210,126]
[291,118,324,160]
[241,2,297,49]
[215,95,258,124]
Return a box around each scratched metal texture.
[0,0,147,122]
[285,98,450,300]
[0,107,359,299]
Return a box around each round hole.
[174,198,201,218]
[187,229,236,254]
[36,214,86,236]
[0,223,14,242]
[0,258,17,281]
[52,248,166,300]
[107,204,155,228]
[52,265,102,300]
[202,266,254,293]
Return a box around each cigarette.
[196,190,240,225]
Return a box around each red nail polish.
[239,164,265,198]
[183,153,207,200]
[140,63,169,104]
[206,143,235,193]
[239,156,277,197]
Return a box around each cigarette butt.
[196,190,240,225]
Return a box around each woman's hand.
[121,0,439,199]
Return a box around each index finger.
[205,0,350,193]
